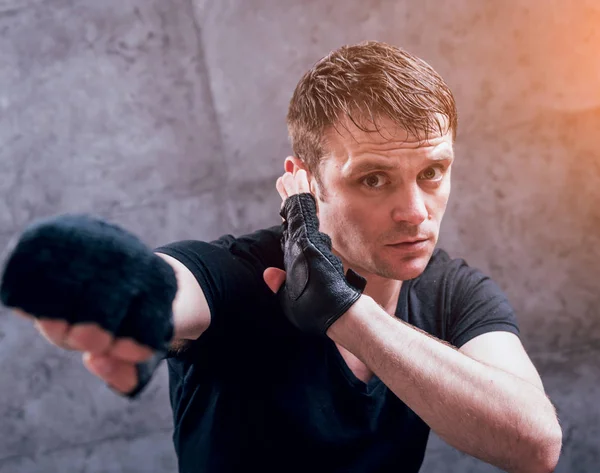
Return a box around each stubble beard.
[356,245,435,281]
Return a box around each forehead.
[322,115,454,165]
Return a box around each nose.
[390,184,428,226]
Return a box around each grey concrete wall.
[0,1,227,472]
[0,0,597,472]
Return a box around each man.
[8,41,561,472]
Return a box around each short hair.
[287,40,458,176]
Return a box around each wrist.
[326,294,377,343]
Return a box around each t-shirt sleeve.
[153,228,283,337]
[446,260,520,348]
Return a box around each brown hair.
[287,40,458,177]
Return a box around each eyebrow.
[347,153,454,175]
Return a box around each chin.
[374,251,433,281]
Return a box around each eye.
[419,166,444,181]
[362,174,387,189]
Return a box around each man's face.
[311,118,454,281]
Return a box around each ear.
[283,156,323,205]
[284,156,307,175]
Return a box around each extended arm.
[1,214,213,396]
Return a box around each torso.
[335,343,374,383]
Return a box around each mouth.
[386,238,430,251]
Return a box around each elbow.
[517,417,563,473]
[538,421,562,473]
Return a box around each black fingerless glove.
[277,193,367,335]
[0,214,178,398]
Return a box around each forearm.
[327,296,561,473]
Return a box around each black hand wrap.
[0,214,178,398]
[278,193,367,335]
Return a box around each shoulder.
[419,248,498,295]
[212,225,282,248]
[155,225,283,271]
[157,226,286,347]
[409,247,505,315]
[414,248,519,346]
[212,225,284,271]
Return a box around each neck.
[362,274,402,315]
[336,253,402,315]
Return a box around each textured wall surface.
[0,0,598,472]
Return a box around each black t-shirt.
[154,226,519,473]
